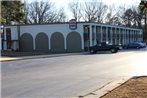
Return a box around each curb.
[1,52,86,62]
[78,77,131,98]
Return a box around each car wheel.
[111,48,117,53]
[123,46,127,49]
[90,49,94,54]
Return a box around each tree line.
[1,0,147,41]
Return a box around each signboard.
[69,19,77,30]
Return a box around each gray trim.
[4,22,142,31]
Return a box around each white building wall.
[4,26,18,40]
[3,23,144,52]
[20,23,84,50]
[2,26,19,50]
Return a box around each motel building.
[1,21,143,53]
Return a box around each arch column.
[123,29,125,45]
[89,25,92,46]
[48,33,51,50]
[118,28,120,44]
[64,34,67,50]
[106,27,108,42]
[100,26,103,42]
[93,26,97,45]
[115,28,117,45]
[111,27,113,44]
[81,32,84,50]
[33,37,35,51]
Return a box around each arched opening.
[66,32,82,52]
[20,33,33,52]
[35,32,49,52]
[51,32,65,53]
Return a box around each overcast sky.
[26,0,141,19]
[26,0,140,6]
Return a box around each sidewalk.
[0,52,85,62]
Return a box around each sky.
[26,0,141,19]
[26,0,141,6]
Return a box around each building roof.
[4,22,142,30]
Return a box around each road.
[2,49,147,98]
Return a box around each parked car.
[123,42,145,49]
[89,42,120,53]
[134,41,146,48]
[117,43,123,50]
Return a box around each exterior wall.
[89,24,143,46]
[4,26,18,41]
[2,22,143,53]
[2,26,19,50]
[19,23,84,53]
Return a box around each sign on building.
[69,19,77,30]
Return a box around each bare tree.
[82,1,96,22]
[25,0,67,24]
[82,0,107,23]
[53,8,67,23]
[105,5,121,25]
[95,2,108,23]
[105,5,114,24]
[114,5,130,26]
[68,1,82,21]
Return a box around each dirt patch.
[101,76,147,98]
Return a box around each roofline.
[4,22,142,30]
